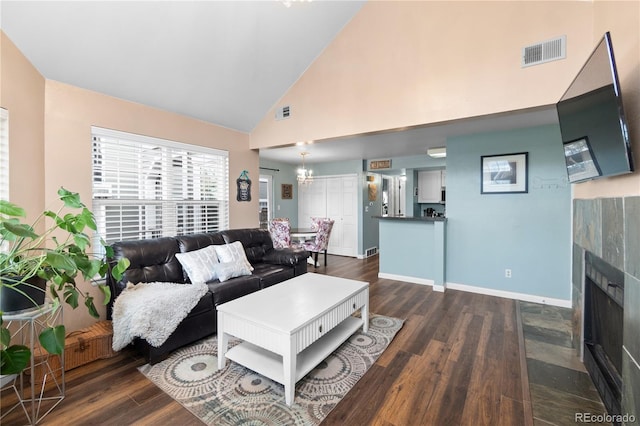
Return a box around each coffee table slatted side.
[220,315,287,354]
[296,291,368,352]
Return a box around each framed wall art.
[281,183,293,200]
[481,152,528,194]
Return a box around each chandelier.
[297,152,313,184]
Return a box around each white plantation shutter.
[91,127,229,245]
[0,108,9,201]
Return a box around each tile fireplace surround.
[572,196,640,422]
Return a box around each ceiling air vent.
[275,105,291,120]
[522,35,566,67]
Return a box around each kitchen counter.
[375,215,446,222]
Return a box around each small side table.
[3,304,65,425]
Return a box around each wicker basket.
[27,321,116,383]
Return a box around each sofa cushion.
[176,233,226,253]
[190,293,215,316]
[112,237,185,295]
[263,247,309,266]
[175,245,220,283]
[252,263,294,288]
[207,275,261,306]
[221,228,274,264]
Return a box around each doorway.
[258,175,273,228]
[382,175,406,217]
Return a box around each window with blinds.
[91,127,229,245]
[0,108,9,201]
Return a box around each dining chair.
[301,219,334,268]
[268,218,291,248]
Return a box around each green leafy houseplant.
[0,188,129,375]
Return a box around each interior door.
[298,178,326,228]
[298,175,358,258]
[326,175,357,257]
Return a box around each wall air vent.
[275,105,291,120]
[365,247,378,258]
[522,35,566,67]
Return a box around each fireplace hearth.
[583,251,624,419]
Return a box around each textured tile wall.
[624,197,640,279]
[572,243,583,352]
[602,198,624,271]
[573,196,640,420]
[574,198,602,258]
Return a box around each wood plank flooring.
[2,255,531,425]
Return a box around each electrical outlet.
[505,269,512,278]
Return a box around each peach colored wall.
[0,32,45,225]
[2,30,259,331]
[44,80,258,330]
[43,80,257,228]
[250,1,593,149]
[573,0,640,198]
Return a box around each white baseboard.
[378,272,434,287]
[446,282,572,308]
[376,273,571,307]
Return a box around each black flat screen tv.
[556,32,634,183]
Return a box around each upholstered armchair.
[268,218,291,248]
[301,218,334,268]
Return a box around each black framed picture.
[481,152,528,194]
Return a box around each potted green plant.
[0,187,129,375]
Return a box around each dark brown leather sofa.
[106,228,308,364]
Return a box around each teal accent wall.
[380,220,435,279]
[446,124,572,300]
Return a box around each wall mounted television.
[556,32,634,183]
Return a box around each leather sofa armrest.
[262,248,309,266]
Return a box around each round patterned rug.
[139,314,404,425]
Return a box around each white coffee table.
[216,273,369,406]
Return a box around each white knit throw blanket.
[111,281,208,351]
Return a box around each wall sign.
[236,170,252,202]
[370,159,392,170]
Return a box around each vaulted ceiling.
[1,1,558,166]
[1,1,365,133]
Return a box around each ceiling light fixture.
[297,152,313,184]
[427,147,447,158]
[282,0,312,8]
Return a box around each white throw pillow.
[214,241,254,272]
[175,245,219,283]
[213,260,252,282]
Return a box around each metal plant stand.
[3,304,65,424]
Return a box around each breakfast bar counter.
[375,216,446,291]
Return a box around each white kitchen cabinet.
[418,170,444,203]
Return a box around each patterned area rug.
[139,315,403,425]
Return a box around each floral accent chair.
[309,217,323,231]
[268,218,291,249]
[302,218,335,268]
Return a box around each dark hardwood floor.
[2,255,534,425]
